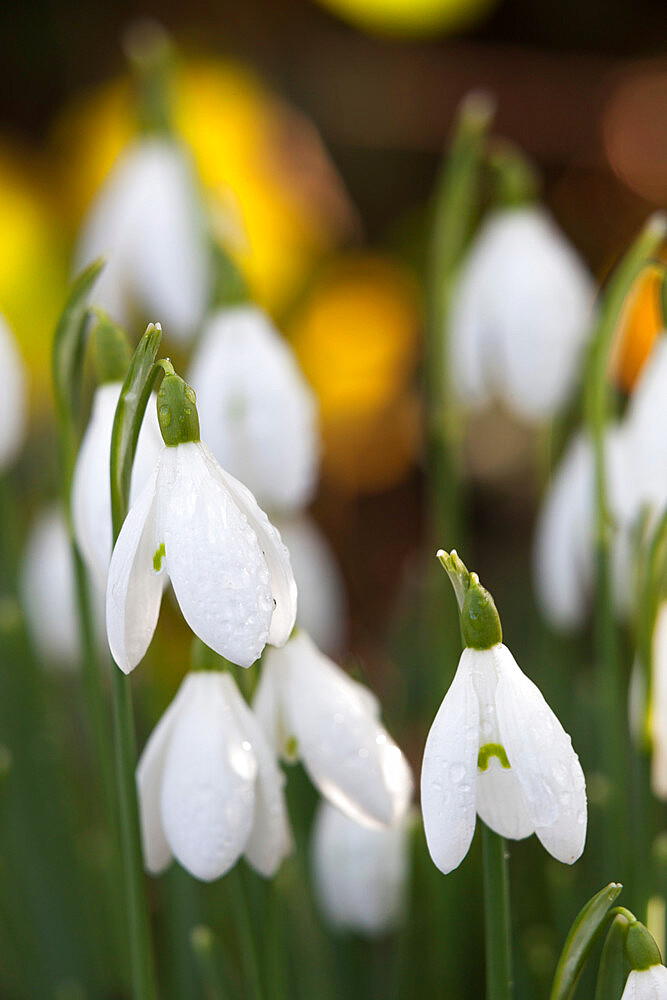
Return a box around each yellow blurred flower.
[290,254,422,493]
[53,58,356,315]
[609,263,665,392]
[312,0,496,37]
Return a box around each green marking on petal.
[285,735,298,758]
[478,742,510,771]
[153,542,166,572]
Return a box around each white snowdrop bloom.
[72,383,163,587]
[187,305,318,511]
[274,513,347,655]
[20,506,106,669]
[75,139,211,343]
[0,312,27,469]
[137,670,291,882]
[450,206,594,422]
[254,631,413,828]
[621,966,667,1000]
[422,551,586,874]
[622,335,667,520]
[651,603,667,799]
[106,368,296,673]
[311,800,411,936]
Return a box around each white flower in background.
[72,383,162,587]
[650,602,667,799]
[621,335,667,519]
[254,631,413,828]
[20,506,106,668]
[274,513,347,655]
[106,368,296,673]
[311,799,411,936]
[422,551,586,874]
[187,305,319,512]
[75,139,211,343]
[0,312,27,469]
[450,206,594,422]
[621,966,667,1000]
[137,670,291,881]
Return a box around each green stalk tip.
[437,549,502,650]
[156,362,200,446]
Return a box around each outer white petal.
[623,335,667,519]
[136,676,197,875]
[621,966,667,1000]
[106,461,163,673]
[265,633,413,827]
[188,306,319,510]
[224,675,292,877]
[449,255,492,410]
[311,800,410,935]
[274,513,347,655]
[493,644,587,863]
[198,441,297,648]
[160,672,257,881]
[420,651,479,875]
[0,312,27,469]
[651,603,667,799]
[156,443,274,667]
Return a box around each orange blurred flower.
[609,263,665,393]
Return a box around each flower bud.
[157,366,200,446]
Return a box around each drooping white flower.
[450,206,595,422]
[137,670,291,881]
[187,305,319,512]
[72,383,163,587]
[75,139,211,343]
[621,966,667,1000]
[0,311,27,469]
[254,631,413,828]
[311,799,411,936]
[422,551,586,874]
[651,602,667,799]
[621,335,667,520]
[20,506,106,668]
[274,513,347,655]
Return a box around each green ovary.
[477,742,510,771]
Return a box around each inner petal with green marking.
[477,742,510,771]
[153,542,166,572]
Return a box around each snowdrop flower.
[274,513,347,655]
[650,602,667,798]
[311,799,411,936]
[106,365,296,673]
[450,206,594,422]
[422,551,586,875]
[622,334,667,519]
[187,305,318,511]
[137,669,291,881]
[75,139,211,343]
[620,920,667,999]
[254,630,413,827]
[20,506,106,668]
[0,311,27,469]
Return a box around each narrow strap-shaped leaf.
[595,915,631,1000]
[550,883,623,1000]
[109,322,163,539]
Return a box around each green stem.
[481,823,513,1000]
[226,867,265,1000]
[191,925,228,1000]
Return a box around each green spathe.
[157,363,200,446]
[91,311,132,384]
[437,549,502,650]
[625,920,663,972]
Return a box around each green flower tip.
[190,924,215,954]
[437,549,503,650]
[458,90,497,132]
[487,139,540,208]
[625,920,663,971]
[91,311,132,384]
[157,360,200,446]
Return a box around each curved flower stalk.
[137,669,291,881]
[0,311,27,469]
[311,799,411,936]
[20,505,106,668]
[187,305,319,512]
[72,382,162,587]
[421,551,587,874]
[74,139,211,343]
[106,365,296,672]
[273,513,347,655]
[254,630,413,828]
[450,206,595,422]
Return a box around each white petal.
[252,654,287,756]
[420,650,479,875]
[449,255,492,411]
[476,759,535,841]
[493,644,587,863]
[651,603,667,799]
[188,305,319,510]
[266,633,413,827]
[199,441,297,647]
[136,675,197,875]
[224,675,292,877]
[311,800,410,935]
[621,966,667,1000]
[106,461,163,673]
[0,312,27,469]
[156,442,274,668]
[160,672,257,881]
[623,336,667,519]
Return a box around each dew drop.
[451,763,466,784]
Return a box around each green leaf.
[550,883,623,1000]
[109,322,163,541]
[595,915,631,1000]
